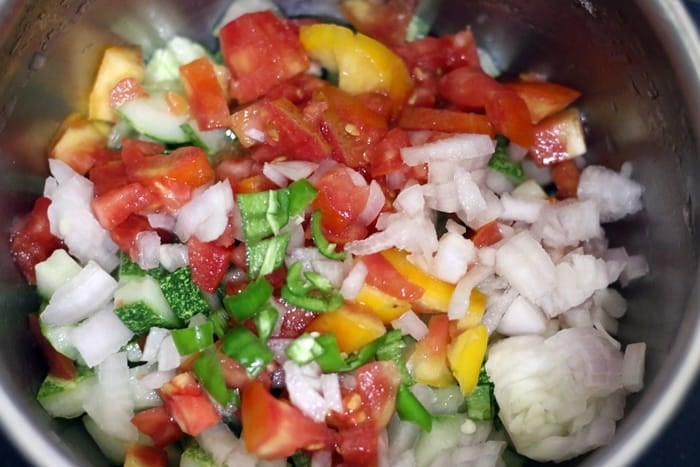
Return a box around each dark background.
[2,2,700,466]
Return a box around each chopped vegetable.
[221,326,274,377]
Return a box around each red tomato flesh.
[180,57,230,130]
[159,372,221,436]
[130,406,184,447]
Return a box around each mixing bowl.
[1,0,699,465]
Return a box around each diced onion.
[340,260,368,300]
[391,310,428,341]
[159,243,189,272]
[138,369,175,391]
[577,165,644,223]
[141,327,170,363]
[496,295,548,336]
[174,180,234,242]
[264,161,319,184]
[622,342,646,393]
[447,265,493,320]
[431,232,476,284]
[135,231,161,270]
[157,335,182,372]
[147,212,176,231]
[400,134,495,166]
[357,180,386,226]
[69,306,134,368]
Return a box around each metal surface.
[0,1,699,466]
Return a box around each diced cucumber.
[117,94,190,144]
[37,370,95,419]
[114,275,182,334]
[180,443,218,467]
[35,249,82,300]
[118,252,167,282]
[144,36,211,86]
[414,414,467,467]
[181,121,235,157]
[159,267,210,322]
[83,415,125,464]
[40,321,80,361]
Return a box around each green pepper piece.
[280,286,344,313]
[171,321,215,356]
[310,210,346,260]
[253,304,279,342]
[223,277,273,322]
[287,179,318,218]
[193,347,233,407]
[221,326,274,377]
[487,134,526,183]
[246,232,291,279]
[285,333,323,365]
[396,384,433,432]
[314,333,347,373]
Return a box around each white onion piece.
[159,243,189,272]
[393,183,425,216]
[531,199,603,249]
[138,369,175,391]
[455,169,487,222]
[286,247,327,271]
[521,158,552,186]
[486,169,515,195]
[377,429,390,467]
[83,352,137,441]
[593,288,627,319]
[147,212,176,231]
[135,231,161,270]
[283,217,306,251]
[311,259,346,288]
[45,160,119,271]
[620,254,649,286]
[622,342,646,392]
[174,180,234,242]
[266,160,319,182]
[340,260,368,300]
[559,305,594,329]
[284,361,340,423]
[357,180,386,226]
[447,265,493,320]
[70,306,134,368]
[157,335,182,372]
[344,166,368,187]
[577,165,644,223]
[197,423,255,467]
[400,133,495,166]
[496,295,548,336]
[428,161,455,184]
[141,327,170,363]
[41,261,118,326]
[423,182,459,213]
[311,450,333,467]
[499,193,546,224]
[511,179,548,200]
[495,231,557,309]
[267,337,294,363]
[391,310,428,341]
[262,162,291,187]
[507,141,528,162]
[432,232,476,284]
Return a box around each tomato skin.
[398,106,494,136]
[130,406,184,447]
[187,237,232,293]
[336,421,380,467]
[89,160,129,196]
[159,372,222,437]
[120,138,165,168]
[9,196,63,284]
[27,312,76,379]
[180,57,230,130]
[340,0,417,48]
[504,81,581,124]
[220,11,310,104]
[241,381,333,459]
[123,444,168,467]
[91,182,156,230]
[439,67,535,147]
[361,253,424,301]
[471,220,503,248]
[265,73,327,105]
[109,214,155,261]
[235,174,279,194]
[550,159,582,199]
[127,145,215,191]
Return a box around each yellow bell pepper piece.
[354,284,412,324]
[379,249,455,312]
[447,324,488,395]
[457,289,488,330]
[88,46,145,122]
[407,315,454,387]
[299,23,412,105]
[305,303,386,353]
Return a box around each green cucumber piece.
[37,370,95,419]
[35,249,82,300]
[114,275,182,334]
[117,94,189,144]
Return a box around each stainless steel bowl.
[1,1,699,466]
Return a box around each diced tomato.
[218,352,251,389]
[440,67,535,147]
[336,421,380,467]
[339,0,417,48]
[89,160,129,196]
[368,127,411,178]
[529,107,587,166]
[306,85,389,168]
[27,312,76,379]
[241,381,333,459]
[127,145,215,190]
[180,57,230,130]
[109,214,155,261]
[361,253,424,301]
[220,11,310,104]
[215,157,258,184]
[187,237,232,293]
[9,197,63,284]
[110,77,146,110]
[265,73,327,105]
[130,406,184,447]
[91,182,156,230]
[311,165,369,234]
[471,220,503,248]
[398,107,494,135]
[394,28,481,75]
[159,372,221,436]
[230,98,331,161]
[550,158,582,199]
[235,174,279,194]
[120,138,165,168]
[277,305,318,338]
[504,81,581,124]
[407,314,454,387]
[123,444,168,467]
[353,361,401,429]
